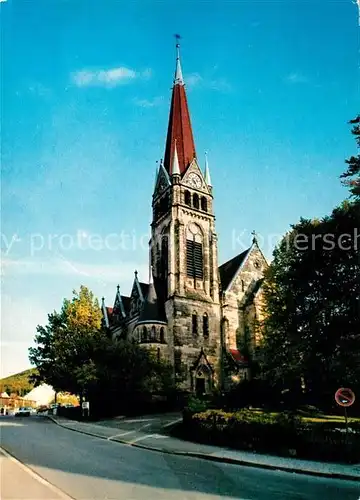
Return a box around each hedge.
[183,409,360,464]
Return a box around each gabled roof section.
[163,43,196,176]
[154,161,171,197]
[181,157,210,194]
[219,238,269,293]
[192,348,214,373]
[130,271,145,302]
[219,248,250,292]
[113,285,126,318]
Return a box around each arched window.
[203,313,209,338]
[186,224,204,280]
[141,326,148,342]
[201,197,207,212]
[241,280,245,292]
[184,190,191,206]
[151,326,157,342]
[193,193,199,209]
[160,327,165,343]
[192,313,198,335]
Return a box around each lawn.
[247,407,360,424]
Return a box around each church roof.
[120,296,131,315]
[137,272,167,325]
[163,42,196,175]
[218,248,250,291]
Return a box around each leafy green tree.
[261,200,360,404]
[29,285,176,415]
[341,116,360,198]
[29,285,103,396]
[259,118,360,406]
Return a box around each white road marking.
[138,423,152,431]
[128,434,155,444]
[163,418,183,428]
[0,421,25,427]
[129,433,169,444]
[123,418,156,423]
[107,430,134,440]
[0,446,74,500]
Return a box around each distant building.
[102,42,268,394]
[23,384,55,407]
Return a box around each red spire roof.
[163,44,196,175]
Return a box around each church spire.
[163,36,196,176]
[174,38,184,85]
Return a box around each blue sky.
[1,0,358,377]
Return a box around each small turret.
[204,151,212,187]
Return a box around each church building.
[102,43,268,395]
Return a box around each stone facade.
[102,46,268,395]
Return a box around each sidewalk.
[47,415,360,482]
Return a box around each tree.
[29,285,176,416]
[29,285,103,396]
[259,117,360,407]
[341,116,360,198]
[260,202,360,405]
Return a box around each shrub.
[184,408,360,463]
[185,396,209,414]
[275,410,302,428]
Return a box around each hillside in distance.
[0,368,38,396]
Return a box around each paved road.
[97,412,182,434]
[1,416,359,500]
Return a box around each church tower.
[101,40,268,394]
[151,40,222,393]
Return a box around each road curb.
[46,416,360,483]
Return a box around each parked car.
[15,407,32,417]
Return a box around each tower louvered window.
[186,239,203,279]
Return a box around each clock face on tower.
[187,173,202,189]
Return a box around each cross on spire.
[251,230,258,244]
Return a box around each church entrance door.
[195,377,205,396]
